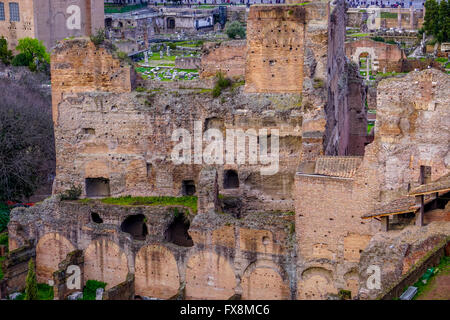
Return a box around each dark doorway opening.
[85,178,110,198]
[121,214,148,240]
[420,165,432,184]
[223,170,239,189]
[91,212,103,224]
[167,18,175,29]
[166,211,193,247]
[182,180,196,196]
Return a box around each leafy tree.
[14,38,49,71]
[16,38,49,63]
[11,52,33,67]
[424,0,439,37]
[25,259,38,300]
[0,37,13,65]
[225,21,246,40]
[423,0,449,43]
[437,0,450,43]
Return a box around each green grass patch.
[351,33,370,37]
[83,280,107,300]
[380,12,398,19]
[435,57,448,64]
[104,4,147,14]
[101,196,198,213]
[7,283,54,300]
[367,123,375,134]
[413,255,450,299]
[197,88,213,94]
[78,198,92,204]
[289,2,309,6]
[376,71,408,78]
[37,283,54,300]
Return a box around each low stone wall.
[103,273,135,300]
[1,241,36,296]
[378,237,449,300]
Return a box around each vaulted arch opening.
[121,214,148,240]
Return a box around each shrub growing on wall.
[225,21,246,39]
[0,37,13,65]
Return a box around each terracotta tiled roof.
[362,197,417,219]
[362,194,435,219]
[314,156,363,178]
[409,173,450,196]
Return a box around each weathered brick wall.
[104,273,135,300]
[51,38,135,124]
[9,197,297,300]
[2,242,36,295]
[374,69,450,202]
[175,56,201,70]
[200,40,246,79]
[294,69,450,299]
[324,0,368,156]
[294,173,376,299]
[244,5,306,93]
[36,232,75,283]
[51,38,306,213]
[84,239,129,290]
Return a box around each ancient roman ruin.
[0,0,449,301]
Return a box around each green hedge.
[0,204,10,232]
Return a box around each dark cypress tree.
[424,0,439,37]
[25,259,38,300]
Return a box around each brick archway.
[297,267,337,300]
[185,251,236,300]
[84,239,129,290]
[241,260,290,300]
[36,233,75,284]
[135,244,180,299]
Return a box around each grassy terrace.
[380,12,398,19]
[81,196,198,214]
[104,4,147,14]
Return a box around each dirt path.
[417,273,450,300]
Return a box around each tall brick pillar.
[197,167,219,215]
[85,0,93,36]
